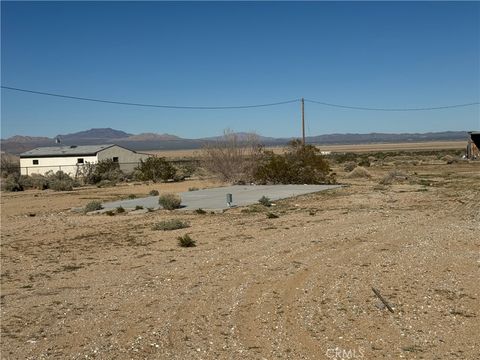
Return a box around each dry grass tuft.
[380,170,409,185]
[345,166,372,179]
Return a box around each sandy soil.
[1,160,479,359]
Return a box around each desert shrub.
[258,196,272,207]
[2,174,24,191]
[380,170,409,185]
[174,161,198,180]
[254,140,333,184]
[135,205,143,210]
[78,162,100,184]
[80,159,123,185]
[343,161,357,172]
[254,152,290,183]
[149,189,160,196]
[96,180,117,188]
[45,171,76,191]
[116,206,125,213]
[194,208,207,214]
[28,174,49,190]
[177,234,196,247]
[188,187,199,191]
[127,194,136,199]
[332,152,358,164]
[0,155,20,178]
[105,210,115,216]
[152,219,190,231]
[159,193,182,210]
[12,171,76,191]
[13,175,30,189]
[49,179,74,191]
[201,130,263,184]
[358,159,370,167]
[345,166,372,179]
[443,155,458,164]
[84,201,103,213]
[135,157,177,182]
[266,212,279,219]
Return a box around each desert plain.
[1,147,479,359]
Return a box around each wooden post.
[301,97,305,145]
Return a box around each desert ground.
[1,151,479,359]
[145,141,467,159]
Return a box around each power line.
[304,98,480,111]
[2,85,479,111]
[0,86,300,109]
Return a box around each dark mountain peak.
[56,128,132,140]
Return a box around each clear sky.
[1,1,479,139]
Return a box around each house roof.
[20,144,116,158]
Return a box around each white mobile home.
[20,144,149,176]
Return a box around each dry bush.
[203,133,334,185]
[201,130,263,184]
[135,157,176,182]
[254,140,334,184]
[45,171,76,191]
[84,201,103,213]
[1,154,20,178]
[177,234,196,247]
[7,171,77,191]
[159,193,182,210]
[380,170,409,185]
[443,155,458,164]
[358,158,370,167]
[343,161,357,172]
[345,166,372,179]
[258,196,272,207]
[152,219,189,231]
[2,174,23,191]
[78,159,123,185]
[18,174,49,190]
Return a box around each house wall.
[20,145,150,177]
[97,146,150,173]
[20,155,98,176]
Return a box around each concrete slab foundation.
[94,184,341,212]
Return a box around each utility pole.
[301,97,305,145]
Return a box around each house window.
[33,160,39,165]
[77,158,84,164]
[113,157,119,163]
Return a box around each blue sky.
[1,1,479,139]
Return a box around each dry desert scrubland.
[1,152,479,359]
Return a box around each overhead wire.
[0,86,299,109]
[2,85,479,112]
[304,98,480,111]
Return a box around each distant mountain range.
[0,128,471,155]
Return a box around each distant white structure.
[20,144,150,176]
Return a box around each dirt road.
[1,161,479,359]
